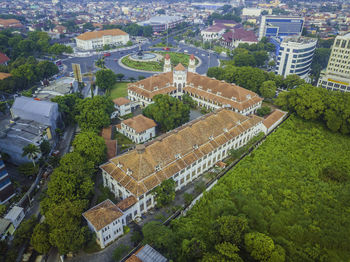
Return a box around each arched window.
[178,83,182,91]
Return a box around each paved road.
[62,37,225,80]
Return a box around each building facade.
[112,97,132,117]
[75,29,129,50]
[274,36,317,80]
[138,15,183,32]
[220,28,258,49]
[201,26,226,41]
[0,156,15,204]
[100,109,263,216]
[128,60,263,115]
[259,16,305,40]
[116,115,157,144]
[317,33,350,92]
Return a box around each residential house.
[0,53,10,66]
[126,244,167,262]
[220,28,258,48]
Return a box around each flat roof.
[4,206,23,221]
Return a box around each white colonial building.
[116,115,157,143]
[83,198,138,248]
[127,58,263,115]
[112,97,132,117]
[100,109,263,216]
[201,25,226,41]
[75,29,129,50]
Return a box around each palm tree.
[22,144,40,167]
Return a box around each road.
[62,36,226,80]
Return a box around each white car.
[184,50,188,53]
[201,54,205,57]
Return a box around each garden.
[120,52,199,72]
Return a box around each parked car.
[163,47,170,51]
[103,52,111,57]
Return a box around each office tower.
[274,36,317,81]
[318,33,350,92]
[259,15,304,40]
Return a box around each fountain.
[130,44,157,61]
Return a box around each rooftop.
[263,109,288,129]
[76,29,128,41]
[83,199,123,231]
[116,196,137,211]
[35,77,76,100]
[113,97,131,106]
[122,115,157,133]
[101,109,262,197]
[4,206,23,221]
[126,245,167,262]
[0,53,10,64]
[0,72,11,80]
[11,96,58,119]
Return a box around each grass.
[113,244,132,262]
[109,82,128,100]
[83,235,102,254]
[114,132,133,147]
[121,52,199,72]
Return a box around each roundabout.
[119,51,201,73]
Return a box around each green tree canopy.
[152,179,176,208]
[72,131,107,165]
[260,80,277,99]
[22,144,40,166]
[143,94,190,132]
[95,69,116,93]
[75,96,114,132]
[51,93,82,125]
[31,223,51,254]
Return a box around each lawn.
[114,132,133,149]
[110,82,128,100]
[121,52,199,72]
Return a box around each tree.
[58,152,95,176]
[49,43,72,55]
[257,106,271,117]
[31,223,51,254]
[36,60,59,79]
[245,232,275,261]
[142,26,153,37]
[116,73,124,81]
[40,140,51,158]
[83,22,95,31]
[22,144,40,166]
[142,221,174,251]
[260,80,277,99]
[72,131,107,165]
[95,69,116,93]
[143,94,190,132]
[12,216,38,247]
[282,74,304,90]
[51,93,82,125]
[253,50,268,67]
[216,215,248,245]
[45,200,89,254]
[129,77,135,82]
[152,179,176,208]
[182,93,196,108]
[43,169,93,207]
[0,205,6,216]
[138,75,145,81]
[75,96,114,132]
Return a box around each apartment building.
[318,33,350,92]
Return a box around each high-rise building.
[274,36,317,81]
[259,16,304,40]
[0,155,15,204]
[317,33,350,92]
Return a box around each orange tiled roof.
[0,72,11,80]
[174,63,186,71]
[263,109,287,129]
[100,109,263,197]
[76,29,128,41]
[116,196,137,211]
[113,97,131,106]
[83,199,123,231]
[122,115,157,133]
